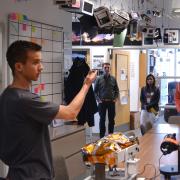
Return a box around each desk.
[137,124,180,180]
[148,124,180,134]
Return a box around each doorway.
[112,50,130,126]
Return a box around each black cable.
[137,153,164,180]
[151,154,164,179]
[137,163,156,179]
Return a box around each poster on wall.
[92,55,104,69]
[72,22,142,46]
[120,69,127,81]
[120,91,128,105]
[164,29,179,44]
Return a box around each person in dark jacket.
[94,62,119,138]
[140,74,160,135]
[64,57,98,127]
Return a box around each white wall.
[0,0,72,87]
[129,50,140,112]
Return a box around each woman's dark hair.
[146,74,156,88]
[6,40,42,75]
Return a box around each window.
[148,48,180,107]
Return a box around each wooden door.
[112,50,130,126]
[139,51,147,88]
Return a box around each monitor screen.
[82,0,94,16]
[83,1,93,13]
[98,12,110,25]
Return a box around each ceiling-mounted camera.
[152,9,161,17]
[141,14,152,25]
[94,6,113,28]
[112,10,130,29]
[129,12,140,22]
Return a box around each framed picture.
[164,29,179,44]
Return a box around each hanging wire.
[161,0,164,29]
[109,0,112,11]
[137,0,140,11]
[131,0,133,11]
[99,0,102,6]
[110,0,122,11]
[127,0,130,12]
[121,0,125,11]
[140,0,145,11]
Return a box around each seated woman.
[140,74,160,135]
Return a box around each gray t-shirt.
[0,87,59,180]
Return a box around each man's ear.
[15,62,23,72]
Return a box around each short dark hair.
[6,40,42,75]
[102,62,110,67]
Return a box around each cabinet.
[49,125,86,180]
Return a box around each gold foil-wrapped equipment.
[81,132,139,166]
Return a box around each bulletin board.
[8,13,64,105]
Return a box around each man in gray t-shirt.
[0,40,97,180]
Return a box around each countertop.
[49,123,85,141]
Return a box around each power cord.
[137,153,163,180]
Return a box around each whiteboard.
[42,29,52,40]
[53,52,63,62]
[42,40,52,51]
[19,24,31,37]
[8,15,64,104]
[53,62,62,72]
[32,26,41,38]
[53,73,62,83]
[53,83,62,94]
[42,52,52,62]
[41,73,53,84]
[42,62,53,72]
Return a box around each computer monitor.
[94,6,113,28]
[82,0,94,16]
[60,0,94,16]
